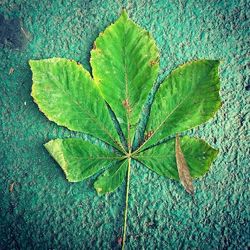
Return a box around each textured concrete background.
[0,0,249,249]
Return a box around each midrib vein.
[123,22,131,150]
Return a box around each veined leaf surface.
[45,139,123,182]
[30,11,222,249]
[94,160,128,194]
[134,136,218,180]
[138,60,221,150]
[90,10,159,147]
[30,58,123,150]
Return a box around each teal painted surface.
[0,0,249,249]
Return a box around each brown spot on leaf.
[93,42,96,50]
[122,99,129,108]
[144,130,154,141]
[175,134,194,195]
[150,59,158,66]
[122,99,131,113]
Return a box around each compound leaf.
[30,58,123,150]
[94,160,128,194]
[30,11,222,249]
[90,10,159,147]
[45,138,123,182]
[134,136,218,180]
[139,60,221,150]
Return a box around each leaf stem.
[122,157,131,250]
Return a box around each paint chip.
[9,182,15,192]
[9,67,14,75]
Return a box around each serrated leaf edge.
[133,59,222,154]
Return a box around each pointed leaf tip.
[91,7,159,146]
[30,58,122,149]
[120,9,129,19]
[141,59,221,149]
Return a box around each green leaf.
[30,11,223,249]
[30,58,123,150]
[138,60,221,150]
[94,160,128,194]
[44,139,123,182]
[134,136,219,180]
[90,10,159,147]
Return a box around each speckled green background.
[0,0,249,249]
